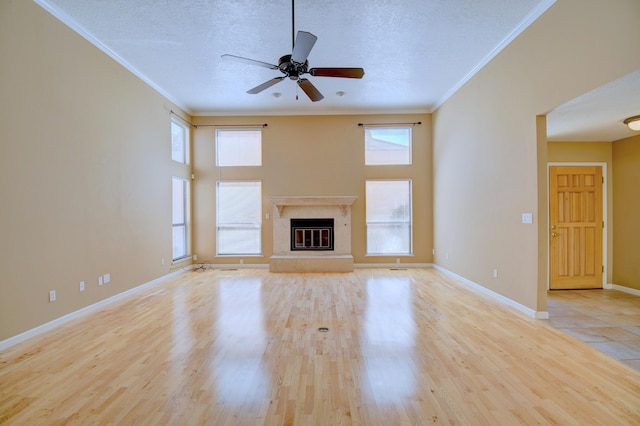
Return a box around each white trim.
[193,107,431,117]
[33,0,192,115]
[433,0,557,111]
[0,267,190,352]
[432,265,549,319]
[609,284,640,297]
[202,263,269,270]
[354,263,431,268]
[199,263,433,269]
[547,162,608,290]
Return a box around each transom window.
[364,126,412,165]
[366,179,412,255]
[216,128,262,167]
[171,119,189,164]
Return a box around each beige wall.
[548,142,613,283]
[0,0,190,341]
[612,134,640,291]
[192,115,433,266]
[433,0,640,313]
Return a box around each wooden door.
[549,166,603,289]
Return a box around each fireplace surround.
[267,196,357,272]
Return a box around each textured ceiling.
[37,0,551,114]
[35,0,639,141]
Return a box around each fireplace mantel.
[267,196,357,218]
[267,195,358,272]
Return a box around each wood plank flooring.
[1,268,639,424]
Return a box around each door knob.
[551,232,558,237]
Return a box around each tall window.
[366,180,412,255]
[217,181,262,255]
[364,126,412,165]
[171,118,189,164]
[172,177,189,260]
[216,128,262,166]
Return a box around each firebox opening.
[291,218,334,251]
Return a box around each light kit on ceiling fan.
[623,115,640,131]
[220,0,364,102]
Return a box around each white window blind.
[216,129,262,166]
[366,180,412,255]
[216,181,262,255]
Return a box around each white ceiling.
[546,69,640,142]
[36,0,640,141]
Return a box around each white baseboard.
[354,263,432,268]
[432,265,549,319]
[0,267,190,352]
[608,284,640,297]
[202,263,270,270]
[205,263,432,269]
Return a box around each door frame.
[547,162,608,290]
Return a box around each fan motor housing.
[279,54,308,79]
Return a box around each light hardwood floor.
[1,268,639,424]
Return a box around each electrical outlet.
[80,281,85,291]
[445,253,449,260]
[49,290,56,302]
[104,273,110,283]
[240,259,244,264]
[161,258,165,265]
[396,258,400,264]
[98,276,103,286]
[193,254,197,261]
[493,269,498,278]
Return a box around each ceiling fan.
[221,1,365,102]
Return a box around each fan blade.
[247,77,285,94]
[297,78,324,102]
[309,68,365,78]
[221,54,278,70]
[291,31,317,64]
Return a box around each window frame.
[216,180,263,256]
[364,125,413,166]
[171,118,190,164]
[172,176,190,261]
[365,179,413,256]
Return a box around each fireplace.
[267,196,357,272]
[291,218,334,251]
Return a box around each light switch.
[522,213,533,224]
